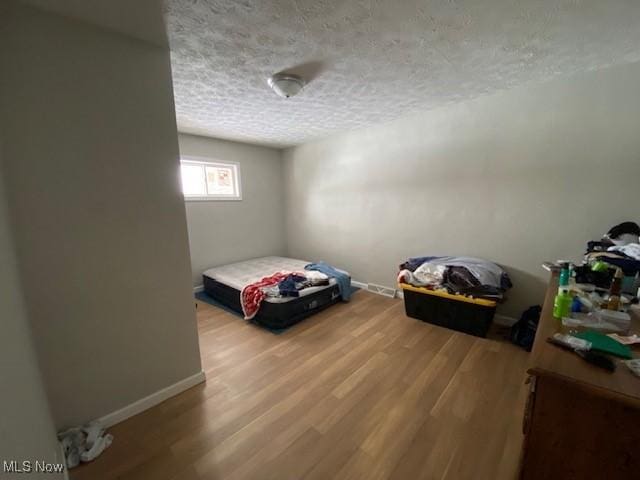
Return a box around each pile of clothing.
[241,261,351,320]
[58,421,113,469]
[585,221,640,276]
[260,270,330,299]
[398,256,512,301]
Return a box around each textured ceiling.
[166,0,640,147]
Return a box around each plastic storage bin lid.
[399,283,497,307]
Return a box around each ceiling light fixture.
[267,73,305,98]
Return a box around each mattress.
[202,256,349,329]
[202,256,343,303]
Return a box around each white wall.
[179,133,286,286]
[0,3,202,429]
[0,142,63,477]
[284,61,640,317]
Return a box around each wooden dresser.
[519,274,640,479]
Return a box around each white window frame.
[180,156,242,201]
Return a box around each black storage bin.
[401,284,496,338]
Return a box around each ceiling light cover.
[268,73,305,98]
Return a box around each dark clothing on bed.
[278,274,308,298]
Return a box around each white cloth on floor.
[80,433,113,462]
[58,421,113,469]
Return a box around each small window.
[180,158,241,201]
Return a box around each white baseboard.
[352,280,403,300]
[97,371,206,428]
[193,284,204,293]
[494,314,518,327]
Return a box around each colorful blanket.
[240,272,290,320]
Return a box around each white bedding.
[202,256,348,303]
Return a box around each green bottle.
[553,289,571,320]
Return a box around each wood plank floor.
[72,290,529,480]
